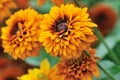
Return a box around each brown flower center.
[58,55,96,80]
[55,21,68,32]
[10,21,24,35]
[5,77,16,80]
[11,23,19,35]
[96,13,106,23]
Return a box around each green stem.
[83,50,91,57]
[84,50,115,80]
[72,0,80,7]
[72,0,120,64]
[94,28,120,64]
[97,63,115,80]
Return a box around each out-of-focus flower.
[57,49,99,80]
[1,8,43,59]
[0,65,24,80]
[0,58,24,80]
[0,0,17,23]
[14,0,29,9]
[18,59,59,80]
[0,58,8,69]
[39,4,97,58]
[0,57,34,80]
[51,0,64,6]
[38,0,46,6]
[38,0,64,7]
[89,4,117,36]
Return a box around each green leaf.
[95,60,115,80]
[110,65,120,74]
[29,0,53,14]
[25,47,59,67]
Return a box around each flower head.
[18,59,59,80]
[57,49,99,80]
[89,4,117,36]
[0,0,17,23]
[39,4,97,58]
[1,8,43,59]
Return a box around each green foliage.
[29,0,53,14]
[25,47,59,67]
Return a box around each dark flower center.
[96,13,106,23]
[55,21,68,32]
[11,23,19,35]
[5,77,16,80]
[10,21,24,35]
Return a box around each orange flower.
[15,0,29,9]
[57,49,99,80]
[0,65,24,80]
[51,0,64,6]
[39,4,97,58]
[38,0,46,6]
[1,8,43,59]
[0,0,17,23]
[89,4,117,36]
[38,0,64,6]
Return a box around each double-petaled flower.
[39,4,97,58]
[1,8,43,59]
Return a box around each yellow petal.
[40,59,50,75]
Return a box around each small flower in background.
[51,0,64,6]
[89,4,117,36]
[0,65,24,80]
[39,4,97,58]
[14,0,30,9]
[1,8,43,59]
[38,0,46,6]
[57,49,99,80]
[38,0,64,7]
[0,0,17,23]
[18,59,59,80]
[0,57,33,80]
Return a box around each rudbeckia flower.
[57,49,99,80]
[1,8,43,59]
[39,4,97,58]
[89,4,117,36]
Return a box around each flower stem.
[72,0,120,65]
[94,28,120,64]
[72,0,80,7]
[97,63,115,80]
[84,50,115,80]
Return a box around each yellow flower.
[18,59,59,80]
[39,4,97,58]
[57,49,99,80]
[1,8,43,59]
[0,0,17,23]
